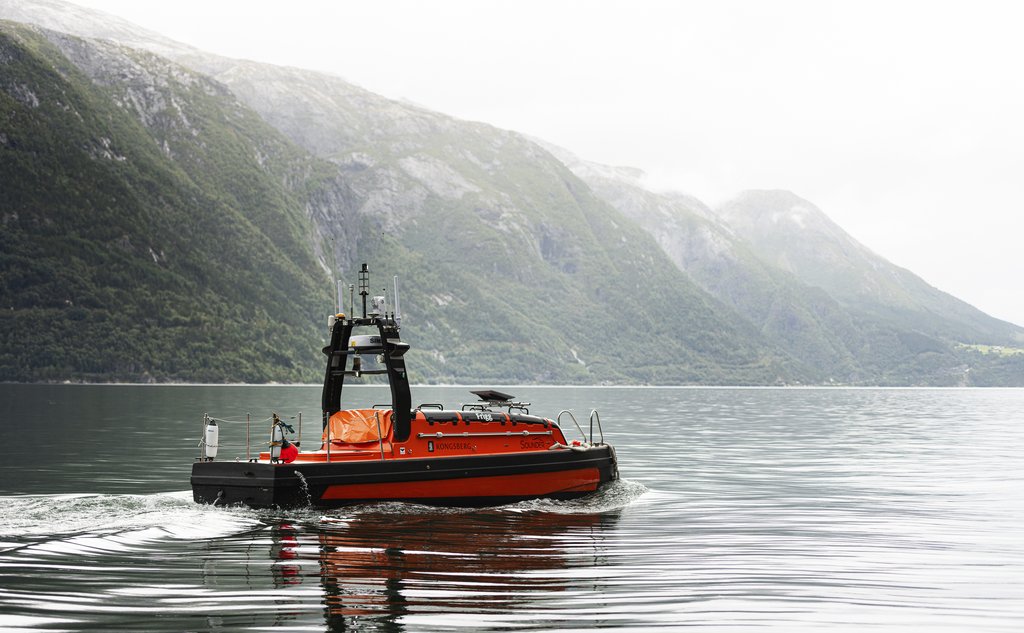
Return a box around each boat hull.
[191,445,618,508]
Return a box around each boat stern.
[191,460,308,507]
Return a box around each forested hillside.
[0,23,331,381]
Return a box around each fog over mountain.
[3,0,1023,386]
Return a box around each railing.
[198,411,304,462]
[198,407,605,461]
[589,409,605,445]
[417,430,553,439]
[555,409,606,446]
[556,410,587,444]
[375,410,385,461]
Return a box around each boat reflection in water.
[268,506,622,629]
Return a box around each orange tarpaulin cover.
[323,409,392,445]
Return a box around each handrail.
[374,410,386,461]
[417,430,553,439]
[556,410,588,444]
[589,409,604,445]
[199,413,208,460]
[200,411,304,463]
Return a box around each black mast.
[321,264,412,441]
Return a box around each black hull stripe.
[191,446,617,508]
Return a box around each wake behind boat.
[190,264,618,508]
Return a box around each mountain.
[0,20,335,381]
[3,0,1023,386]
[0,0,195,57]
[550,147,1024,385]
[0,15,798,385]
[544,145,865,381]
[716,190,1023,344]
[171,56,805,385]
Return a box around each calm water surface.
[1,384,1022,631]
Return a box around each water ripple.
[0,385,1023,631]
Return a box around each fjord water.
[1,385,1022,632]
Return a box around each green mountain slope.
[196,62,800,384]
[0,22,331,381]
[1,21,800,385]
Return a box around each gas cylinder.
[270,422,283,462]
[204,420,219,460]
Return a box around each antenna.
[330,237,342,314]
[358,264,369,318]
[349,284,355,319]
[393,275,402,329]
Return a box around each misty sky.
[69,0,1024,327]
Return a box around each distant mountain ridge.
[3,0,1023,386]
[716,190,1022,342]
[545,143,1024,384]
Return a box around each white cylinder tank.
[270,423,283,461]
[204,420,219,459]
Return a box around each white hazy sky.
[69,0,1024,327]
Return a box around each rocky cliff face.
[546,145,865,381]
[157,50,804,385]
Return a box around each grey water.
[1,384,1022,631]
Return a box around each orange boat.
[191,265,618,508]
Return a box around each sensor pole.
[358,264,369,319]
